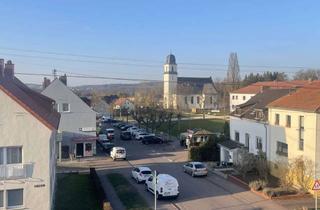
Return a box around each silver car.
[183,162,208,177]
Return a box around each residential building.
[42,77,97,159]
[113,97,135,112]
[163,54,218,112]
[267,86,320,178]
[229,80,309,112]
[220,89,291,163]
[0,59,60,210]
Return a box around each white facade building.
[0,59,60,210]
[163,54,218,111]
[220,89,291,163]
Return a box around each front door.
[76,143,84,157]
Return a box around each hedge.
[90,168,113,210]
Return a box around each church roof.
[177,77,217,95]
[165,54,176,65]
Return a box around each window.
[276,141,288,157]
[236,95,238,100]
[255,111,263,119]
[243,96,246,100]
[256,137,262,150]
[286,115,291,128]
[184,96,188,104]
[197,96,200,104]
[7,147,22,164]
[232,105,235,109]
[53,103,59,112]
[232,95,235,100]
[0,191,3,207]
[0,148,3,165]
[62,103,70,112]
[7,189,23,207]
[210,96,213,104]
[191,96,194,104]
[275,114,280,125]
[299,116,304,151]
[245,133,250,149]
[235,131,240,142]
[85,143,92,152]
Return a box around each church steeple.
[163,54,178,109]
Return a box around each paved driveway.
[95,126,288,210]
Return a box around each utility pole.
[154,170,157,210]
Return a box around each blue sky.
[0,0,319,86]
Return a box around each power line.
[0,46,314,69]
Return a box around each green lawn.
[157,119,226,137]
[55,174,101,210]
[107,173,151,210]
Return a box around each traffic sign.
[313,180,320,191]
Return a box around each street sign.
[313,180,320,191]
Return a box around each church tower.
[163,54,177,109]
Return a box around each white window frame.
[6,188,24,209]
[0,147,23,166]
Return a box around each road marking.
[168,158,173,162]
[171,202,182,210]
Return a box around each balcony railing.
[0,164,31,180]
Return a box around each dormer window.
[255,110,264,119]
[62,103,70,112]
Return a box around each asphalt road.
[98,125,288,210]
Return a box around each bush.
[249,179,267,191]
[263,187,297,198]
[189,146,201,161]
[188,138,220,161]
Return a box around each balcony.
[0,164,32,180]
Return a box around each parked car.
[127,127,139,134]
[120,125,133,131]
[132,129,146,138]
[98,134,108,141]
[106,128,115,140]
[145,174,179,199]
[131,166,152,183]
[142,136,164,144]
[183,162,208,177]
[101,141,114,150]
[135,132,155,140]
[120,131,132,140]
[110,147,127,160]
[117,123,126,128]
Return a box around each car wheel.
[159,141,163,144]
[136,178,140,184]
[145,184,149,191]
[192,172,195,177]
[183,168,186,173]
[156,192,160,200]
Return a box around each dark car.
[142,136,164,145]
[120,131,132,140]
[120,125,133,131]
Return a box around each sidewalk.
[97,170,126,210]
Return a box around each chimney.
[0,59,4,78]
[59,74,67,86]
[42,77,51,90]
[4,60,14,79]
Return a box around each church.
[163,54,218,112]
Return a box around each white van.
[110,147,126,160]
[145,174,179,199]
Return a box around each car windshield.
[195,164,205,169]
[142,171,152,174]
[116,150,125,154]
[107,130,114,133]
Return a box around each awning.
[218,140,243,150]
[71,136,97,143]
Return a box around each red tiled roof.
[0,76,60,130]
[231,80,311,94]
[268,88,320,112]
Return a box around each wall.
[230,116,268,156]
[177,94,218,111]
[268,108,318,177]
[229,93,255,112]
[0,90,54,210]
[42,79,96,136]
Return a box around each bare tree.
[294,69,320,80]
[226,52,241,90]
